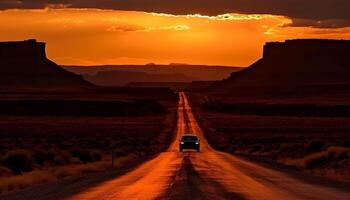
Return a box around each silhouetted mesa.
[0,39,91,89]
[215,39,350,91]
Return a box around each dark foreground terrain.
[188,92,350,183]
[1,93,350,200]
[193,39,350,182]
[0,88,177,194]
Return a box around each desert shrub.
[71,149,102,163]
[290,146,350,169]
[49,151,71,166]
[249,144,262,153]
[0,166,13,177]
[277,143,297,154]
[33,150,55,165]
[302,152,328,169]
[90,150,102,162]
[61,151,73,164]
[69,157,82,164]
[259,144,276,153]
[343,140,350,148]
[275,143,303,158]
[4,150,34,174]
[327,146,349,161]
[53,155,65,166]
[114,148,128,157]
[307,140,328,154]
[71,149,92,163]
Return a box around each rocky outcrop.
[0,39,92,89]
[214,39,350,91]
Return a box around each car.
[179,134,200,152]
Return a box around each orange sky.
[1,8,350,66]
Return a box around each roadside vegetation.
[0,91,178,195]
[188,93,350,182]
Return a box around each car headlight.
[180,142,184,144]
[195,142,199,144]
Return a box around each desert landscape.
[0,39,349,200]
[0,40,178,194]
[188,39,350,183]
[1,1,350,199]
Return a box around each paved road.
[63,92,349,200]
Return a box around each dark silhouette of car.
[179,135,200,152]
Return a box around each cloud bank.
[1,0,349,28]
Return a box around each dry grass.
[0,153,143,194]
[285,146,350,169]
[53,161,110,179]
[0,106,177,194]
[282,147,350,181]
[188,93,350,182]
[0,88,177,195]
[0,170,56,194]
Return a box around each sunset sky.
[0,1,350,66]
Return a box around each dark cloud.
[106,24,146,32]
[0,0,71,9]
[1,0,350,28]
[288,18,350,29]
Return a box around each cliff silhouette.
[214,39,350,92]
[0,39,91,89]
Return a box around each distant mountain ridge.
[0,39,91,89]
[213,39,350,91]
[63,64,243,85]
[85,70,194,86]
